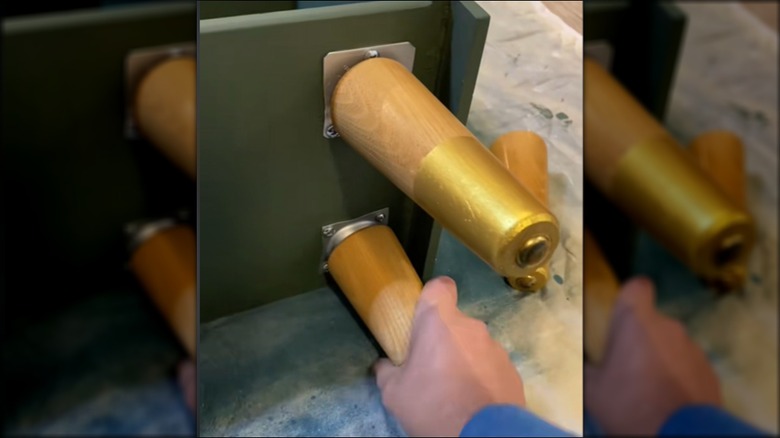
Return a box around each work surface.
[3,282,194,435]
[200,1,584,436]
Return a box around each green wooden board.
[2,2,196,332]
[198,1,488,322]
[199,1,295,20]
[583,1,687,279]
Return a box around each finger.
[373,358,397,391]
[583,362,600,397]
[417,276,458,312]
[177,359,196,412]
[583,363,604,422]
[595,276,654,366]
[615,276,656,316]
[405,277,459,361]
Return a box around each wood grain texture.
[134,56,196,179]
[327,225,423,365]
[130,225,196,356]
[584,57,672,192]
[689,130,747,211]
[490,131,551,291]
[331,57,474,195]
[491,131,549,204]
[542,1,583,35]
[583,229,620,364]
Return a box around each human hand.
[373,276,526,437]
[177,358,196,413]
[585,276,722,435]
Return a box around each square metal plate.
[322,41,415,138]
[124,41,195,139]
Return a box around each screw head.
[516,236,549,268]
[323,226,335,237]
[375,213,386,223]
[516,275,537,288]
[365,50,380,59]
[714,233,744,267]
[325,125,339,138]
[322,262,329,272]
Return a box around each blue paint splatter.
[553,274,564,285]
[509,350,525,363]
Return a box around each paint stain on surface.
[750,274,762,284]
[531,103,553,119]
[553,274,564,285]
[730,102,769,126]
[556,112,573,126]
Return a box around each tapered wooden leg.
[490,131,551,291]
[327,225,422,365]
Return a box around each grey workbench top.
[200,229,582,437]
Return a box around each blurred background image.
[583,0,778,435]
[2,1,196,435]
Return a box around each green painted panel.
[2,3,196,329]
[447,0,489,121]
[584,1,686,279]
[198,1,488,322]
[419,0,489,282]
[199,1,295,20]
[583,1,685,122]
[296,1,368,9]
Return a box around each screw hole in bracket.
[319,207,390,274]
[322,42,416,139]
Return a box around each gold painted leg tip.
[506,266,550,292]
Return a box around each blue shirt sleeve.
[659,404,770,436]
[583,409,604,436]
[460,404,573,437]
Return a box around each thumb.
[616,276,656,316]
[417,276,458,312]
[583,362,602,404]
[584,362,600,388]
[373,358,398,392]
[597,276,655,366]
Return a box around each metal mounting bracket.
[320,207,390,273]
[124,41,195,140]
[322,41,415,138]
